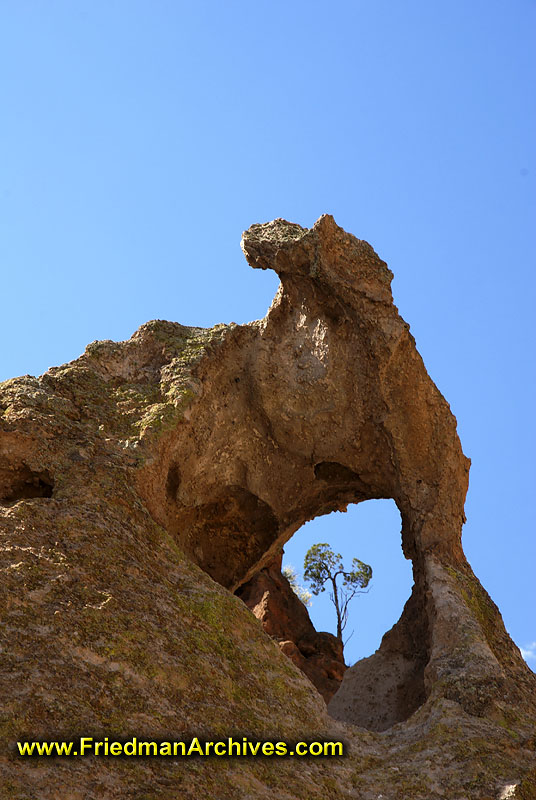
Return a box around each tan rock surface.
[1,215,534,799]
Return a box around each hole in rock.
[284,500,429,731]
[163,454,429,731]
[0,465,54,505]
[284,500,411,668]
[166,463,181,500]
[236,498,429,731]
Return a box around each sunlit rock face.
[236,552,346,703]
[1,216,534,799]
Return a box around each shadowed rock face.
[1,215,535,799]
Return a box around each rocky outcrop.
[236,553,346,702]
[1,215,535,799]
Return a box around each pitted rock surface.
[1,215,534,799]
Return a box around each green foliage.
[303,543,372,644]
[282,564,312,607]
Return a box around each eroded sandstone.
[1,215,534,799]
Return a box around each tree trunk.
[331,576,343,643]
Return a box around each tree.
[303,543,372,644]
[282,564,312,607]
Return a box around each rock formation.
[1,215,535,799]
[236,552,346,703]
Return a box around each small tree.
[303,543,372,643]
[282,564,312,607]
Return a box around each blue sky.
[1,1,534,668]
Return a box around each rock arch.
[129,215,531,728]
[2,216,534,797]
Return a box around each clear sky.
[1,1,534,668]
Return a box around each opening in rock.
[0,465,54,505]
[158,449,430,729]
[291,501,431,731]
[237,498,430,731]
[166,463,181,500]
[284,500,411,669]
